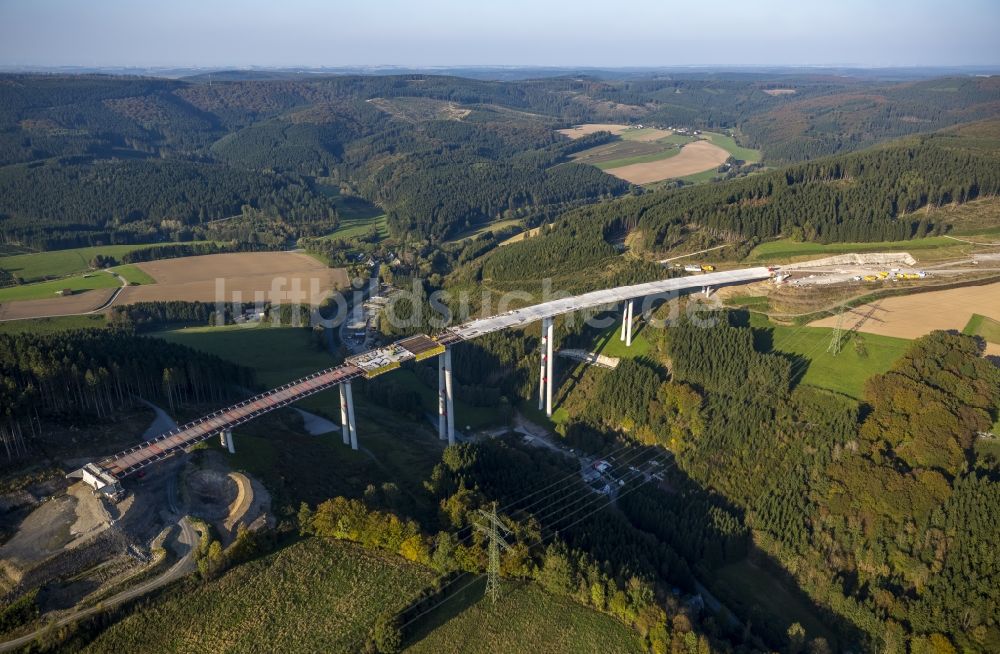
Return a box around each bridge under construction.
[71,267,772,498]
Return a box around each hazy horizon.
[1,0,998,69]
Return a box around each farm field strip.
[0,241,205,282]
[122,252,349,306]
[603,140,731,184]
[0,287,118,321]
[963,313,1000,344]
[746,236,965,262]
[809,281,1000,355]
[0,270,121,303]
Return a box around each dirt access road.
[0,516,197,653]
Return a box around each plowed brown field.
[122,252,349,306]
[809,282,1000,356]
[603,140,730,184]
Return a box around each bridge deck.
[95,268,770,478]
[448,267,771,339]
[99,365,364,476]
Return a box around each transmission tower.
[827,306,845,355]
[827,289,852,356]
[474,502,511,604]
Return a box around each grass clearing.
[316,188,388,241]
[753,314,909,400]
[963,313,1000,344]
[83,539,435,654]
[0,271,121,302]
[591,323,653,359]
[109,264,156,285]
[594,147,681,170]
[321,212,389,241]
[390,368,501,431]
[0,314,106,334]
[699,131,762,163]
[0,242,198,282]
[153,323,333,387]
[676,167,726,185]
[746,236,959,262]
[223,404,442,512]
[407,580,643,654]
[446,217,523,243]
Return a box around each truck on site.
[683,265,701,273]
[700,264,715,271]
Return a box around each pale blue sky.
[1,0,997,68]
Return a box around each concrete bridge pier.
[701,285,713,297]
[543,317,554,417]
[442,348,455,445]
[438,353,448,441]
[339,384,351,446]
[539,320,549,411]
[624,299,634,347]
[220,428,235,454]
[341,381,358,450]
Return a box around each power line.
[397,453,677,633]
[398,303,836,631]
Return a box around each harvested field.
[0,288,116,320]
[603,140,730,184]
[620,127,675,142]
[120,252,348,306]
[809,282,1000,354]
[557,123,635,139]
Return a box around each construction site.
[1,243,997,647]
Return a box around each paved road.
[139,399,178,440]
[557,348,619,369]
[0,516,197,652]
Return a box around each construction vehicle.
[700,264,715,272]
[863,275,878,282]
[877,271,889,279]
[683,265,701,273]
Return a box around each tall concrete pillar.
[545,317,554,418]
[444,348,455,445]
[438,353,447,441]
[620,302,628,341]
[339,384,350,446]
[539,322,548,410]
[625,299,634,348]
[221,429,235,454]
[344,380,358,451]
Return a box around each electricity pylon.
[828,289,852,356]
[474,502,511,604]
[827,305,845,355]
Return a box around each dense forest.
[2,72,996,250]
[0,329,254,459]
[481,306,998,652]
[469,121,1000,287]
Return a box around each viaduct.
[71,267,773,498]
